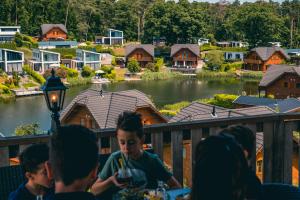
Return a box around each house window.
[257,160,263,173]
[284,82,288,88]
[236,54,240,59]
[80,118,85,126]
[297,83,300,89]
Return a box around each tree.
[145,62,155,72]
[127,58,140,73]
[205,50,224,71]
[15,123,42,136]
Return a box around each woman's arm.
[91,173,126,196]
[166,176,182,189]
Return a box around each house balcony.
[244,59,262,64]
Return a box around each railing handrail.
[1,112,300,147]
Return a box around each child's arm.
[90,173,126,196]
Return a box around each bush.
[63,54,74,59]
[160,110,177,117]
[111,56,117,66]
[162,101,190,113]
[50,48,76,58]
[43,68,67,79]
[0,83,11,94]
[0,42,17,50]
[145,62,155,72]
[154,58,164,72]
[197,71,236,78]
[14,32,23,47]
[240,71,263,79]
[200,44,219,51]
[127,58,140,73]
[220,62,243,72]
[23,65,46,84]
[200,94,238,109]
[15,123,42,136]
[141,70,182,81]
[81,66,94,77]
[67,77,92,86]
[61,65,79,78]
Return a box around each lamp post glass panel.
[41,69,68,134]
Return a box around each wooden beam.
[263,121,274,183]
[246,123,257,171]
[0,147,9,167]
[151,132,164,160]
[190,128,202,186]
[171,130,183,186]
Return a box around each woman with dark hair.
[192,135,249,200]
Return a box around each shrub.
[43,68,67,79]
[111,56,117,66]
[14,32,23,47]
[0,83,11,94]
[61,65,79,78]
[23,65,46,84]
[63,54,74,59]
[240,71,263,79]
[50,48,76,58]
[81,66,94,77]
[200,44,219,51]
[205,50,224,71]
[101,65,113,74]
[15,123,42,136]
[67,77,92,86]
[155,58,164,72]
[162,101,190,113]
[0,42,17,50]
[141,70,182,81]
[145,62,155,72]
[200,94,238,109]
[220,62,243,72]
[127,58,140,73]
[160,110,177,117]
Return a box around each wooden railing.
[1,113,300,186]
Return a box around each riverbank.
[196,70,263,79]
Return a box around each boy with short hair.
[46,125,99,200]
[91,111,181,198]
[9,143,54,200]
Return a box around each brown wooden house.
[244,47,289,71]
[125,44,154,67]
[41,24,67,41]
[170,44,200,68]
[259,65,300,99]
[60,89,167,130]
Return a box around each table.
[167,188,191,200]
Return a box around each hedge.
[23,65,46,84]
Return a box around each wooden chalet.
[244,47,289,71]
[259,65,300,99]
[40,24,67,41]
[60,89,167,129]
[170,44,200,68]
[125,44,154,67]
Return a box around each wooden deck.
[1,112,300,186]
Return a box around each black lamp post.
[41,69,68,134]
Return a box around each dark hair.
[219,125,255,158]
[192,135,248,200]
[50,125,98,186]
[116,111,144,139]
[19,143,49,174]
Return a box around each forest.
[0,0,300,47]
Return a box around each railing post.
[263,121,274,183]
[0,146,9,167]
[282,121,296,184]
[97,137,102,154]
[110,137,119,153]
[171,130,183,186]
[190,128,202,186]
[151,132,164,160]
[246,124,257,171]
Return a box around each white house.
[224,52,244,61]
[95,29,123,45]
[29,49,60,73]
[0,26,21,43]
[268,42,281,47]
[198,38,209,46]
[230,41,249,48]
[0,48,24,73]
[76,49,101,70]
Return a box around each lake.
[0,77,259,136]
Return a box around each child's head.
[20,143,52,188]
[116,111,144,158]
[48,125,98,187]
[192,135,248,200]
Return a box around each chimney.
[211,106,218,118]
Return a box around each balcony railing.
[244,59,262,64]
[1,113,300,186]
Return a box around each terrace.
[1,112,300,199]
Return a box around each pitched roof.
[60,89,160,129]
[234,95,300,113]
[169,102,274,123]
[233,96,278,106]
[250,47,289,61]
[41,24,67,35]
[170,44,200,57]
[259,65,300,87]
[125,44,154,58]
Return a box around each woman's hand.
[109,172,128,188]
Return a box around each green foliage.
[145,62,155,72]
[0,83,11,94]
[220,62,243,72]
[200,94,238,109]
[64,54,74,59]
[111,56,117,66]
[127,58,140,73]
[200,44,219,51]
[81,66,94,77]
[50,48,76,58]
[23,65,46,84]
[15,123,42,136]
[61,65,79,78]
[154,58,164,72]
[205,50,224,71]
[141,70,182,81]
[162,101,191,113]
[101,65,116,81]
[197,71,236,78]
[12,71,20,86]
[22,82,38,89]
[0,42,17,50]
[67,77,92,86]
[240,71,263,79]
[43,68,67,79]
[14,32,23,47]
[159,110,177,117]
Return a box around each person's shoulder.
[143,151,159,160]
[109,151,122,160]
[8,182,34,200]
